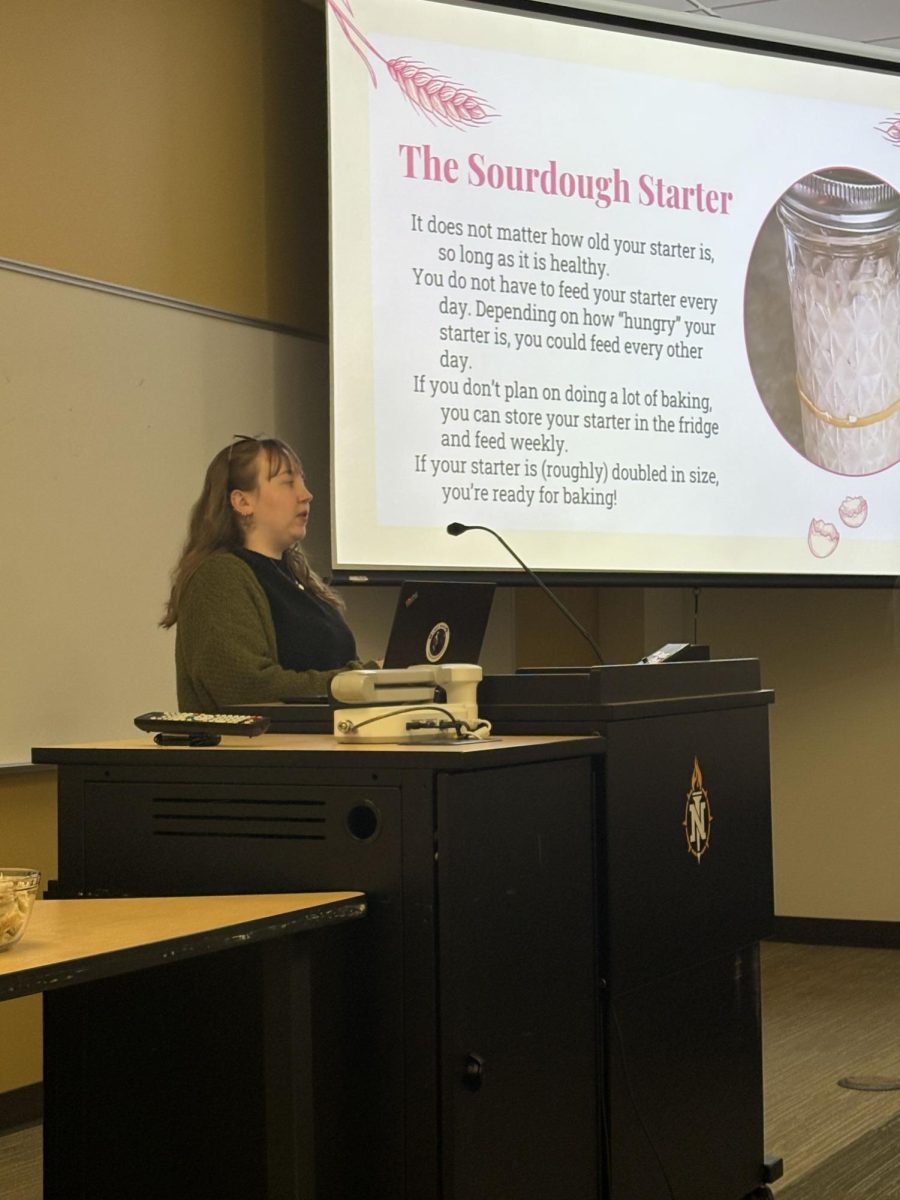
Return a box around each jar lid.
[778,168,900,234]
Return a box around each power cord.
[336,705,492,740]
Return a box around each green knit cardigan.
[174,553,364,711]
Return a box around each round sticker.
[425,622,451,662]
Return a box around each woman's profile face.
[234,450,313,555]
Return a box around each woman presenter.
[162,434,369,710]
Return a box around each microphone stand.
[447,523,605,664]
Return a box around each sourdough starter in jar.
[777,169,900,474]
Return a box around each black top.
[233,549,358,671]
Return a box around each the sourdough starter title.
[399,143,734,214]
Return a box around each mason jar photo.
[776,167,900,475]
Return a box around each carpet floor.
[776,1111,900,1200]
[763,942,900,1193]
[0,1122,40,1200]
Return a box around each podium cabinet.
[479,658,776,1199]
[36,658,775,1200]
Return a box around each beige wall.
[689,586,900,922]
[0,0,326,332]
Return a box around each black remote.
[134,711,271,737]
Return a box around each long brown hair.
[161,435,342,628]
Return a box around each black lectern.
[37,659,776,1200]
[481,658,777,1199]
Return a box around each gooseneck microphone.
[446,522,605,663]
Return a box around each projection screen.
[327,0,900,581]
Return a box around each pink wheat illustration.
[876,113,900,144]
[327,0,496,130]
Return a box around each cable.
[336,705,492,740]
[684,0,720,16]
[406,719,492,739]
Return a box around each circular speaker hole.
[346,802,380,841]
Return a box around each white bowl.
[0,869,41,951]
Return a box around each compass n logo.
[683,756,713,861]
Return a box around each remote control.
[134,711,271,737]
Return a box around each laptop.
[382,581,495,669]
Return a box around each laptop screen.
[382,581,495,669]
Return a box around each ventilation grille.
[151,796,327,841]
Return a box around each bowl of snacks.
[0,870,41,950]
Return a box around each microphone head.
[446,522,469,536]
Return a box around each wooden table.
[0,893,364,999]
[0,893,365,1199]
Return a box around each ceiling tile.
[712,0,900,42]
[617,0,900,43]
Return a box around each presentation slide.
[328,0,900,578]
